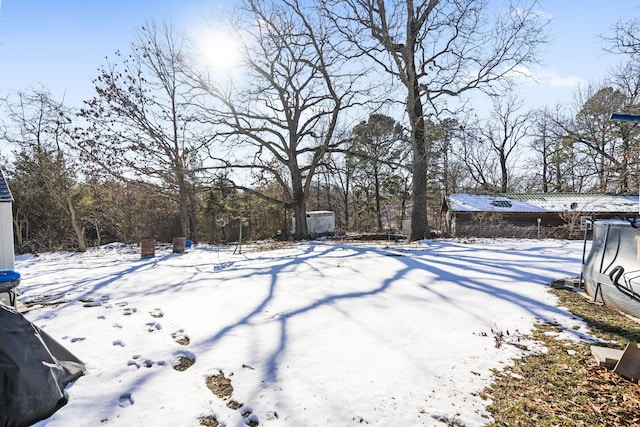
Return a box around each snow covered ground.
[16,238,591,426]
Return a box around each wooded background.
[1,0,639,252]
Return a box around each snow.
[447,194,546,213]
[16,239,592,426]
[447,193,639,214]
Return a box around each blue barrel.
[0,270,20,292]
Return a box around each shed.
[293,210,336,237]
[0,170,15,270]
[443,193,639,238]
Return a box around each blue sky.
[0,1,639,110]
[517,1,640,109]
[0,0,227,104]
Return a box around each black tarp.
[0,304,85,427]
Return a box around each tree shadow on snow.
[190,240,586,399]
[21,240,586,421]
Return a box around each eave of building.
[445,193,639,214]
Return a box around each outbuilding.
[0,170,19,307]
[293,210,336,238]
[0,169,15,270]
[443,193,639,239]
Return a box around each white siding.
[0,204,14,270]
[293,211,336,235]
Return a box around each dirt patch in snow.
[198,415,219,426]
[171,331,190,346]
[172,355,195,371]
[206,371,234,398]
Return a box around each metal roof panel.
[0,170,13,203]
[446,193,639,214]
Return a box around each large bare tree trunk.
[178,177,190,238]
[12,217,23,252]
[67,196,87,252]
[291,175,308,240]
[292,203,308,240]
[408,74,428,240]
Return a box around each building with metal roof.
[0,169,14,203]
[0,170,16,306]
[443,193,639,238]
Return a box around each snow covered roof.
[306,210,334,216]
[446,193,639,214]
[0,170,13,203]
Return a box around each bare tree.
[193,0,365,240]
[350,114,407,231]
[529,107,574,192]
[606,62,640,193]
[477,94,532,192]
[322,151,352,231]
[322,0,549,240]
[2,89,87,251]
[76,21,208,240]
[562,85,630,192]
[457,127,500,192]
[604,17,640,58]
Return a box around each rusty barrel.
[172,237,186,254]
[141,239,155,258]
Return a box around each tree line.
[1,0,639,252]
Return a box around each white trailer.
[293,210,336,237]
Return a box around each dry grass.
[484,280,640,426]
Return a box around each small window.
[490,200,512,208]
[570,202,578,210]
[580,216,592,230]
